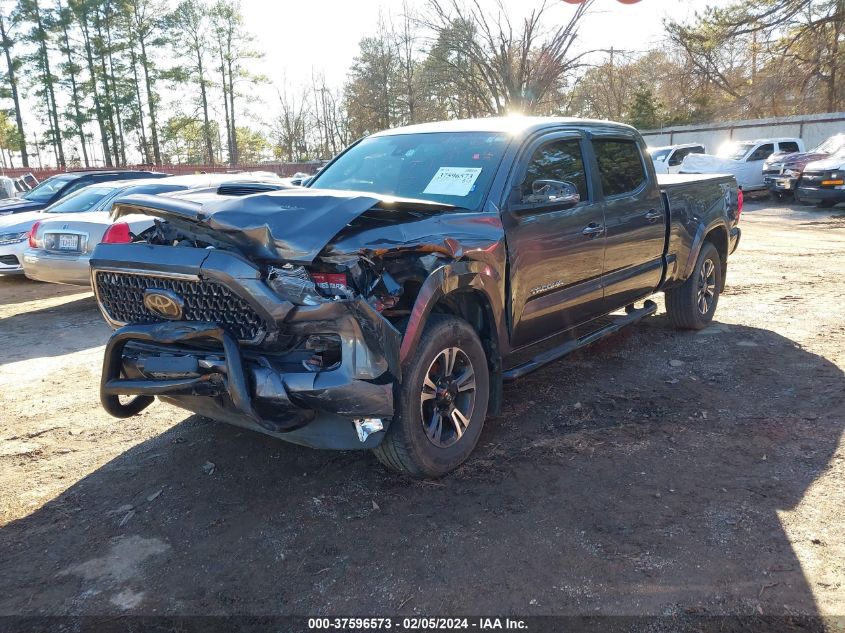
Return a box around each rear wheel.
[817,199,837,208]
[665,241,722,330]
[374,314,489,478]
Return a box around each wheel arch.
[703,224,729,291]
[399,262,505,416]
[682,220,729,283]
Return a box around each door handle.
[644,209,662,222]
[582,224,604,237]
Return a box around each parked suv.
[89,117,741,477]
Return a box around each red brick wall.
[0,162,322,181]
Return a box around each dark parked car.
[763,133,845,200]
[90,117,741,477]
[0,170,167,216]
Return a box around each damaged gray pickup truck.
[91,117,742,477]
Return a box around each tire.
[665,241,722,330]
[768,191,783,202]
[816,199,837,208]
[373,314,489,478]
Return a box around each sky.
[13,0,738,167]
[240,0,734,91]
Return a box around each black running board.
[502,300,657,382]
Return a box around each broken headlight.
[266,264,355,305]
[267,264,325,305]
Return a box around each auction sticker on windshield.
[423,167,482,196]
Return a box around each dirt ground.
[0,199,843,625]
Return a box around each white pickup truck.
[680,138,804,191]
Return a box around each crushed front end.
[91,240,401,449]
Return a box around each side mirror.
[523,179,580,206]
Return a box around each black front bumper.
[796,186,845,203]
[93,244,401,450]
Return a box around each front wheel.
[373,314,489,478]
[665,241,722,330]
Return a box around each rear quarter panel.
[658,173,738,287]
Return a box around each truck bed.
[657,172,736,192]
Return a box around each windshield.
[43,185,118,213]
[718,142,755,161]
[813,135,845,155]
[309,132,511,209]
[648,148,671,161]
[22,174,76,203]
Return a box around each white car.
[23,173,291,286]
[648,143,706,174]
[680,138,805,191]
[0,213,34,274]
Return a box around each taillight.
[28,220,41,248]
[310,272,350,297]
[102,222,131,244]
[737,188,743,220]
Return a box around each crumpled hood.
[0,198,42,216]
[110,188,454,264]
[804,155,845,172]
[0,210,43,233]
[766,150,829,169]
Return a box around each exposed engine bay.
[110,189,504,330]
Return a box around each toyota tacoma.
[90,117,742,477]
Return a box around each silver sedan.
[23,174,290,286]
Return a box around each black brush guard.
[99,321,308,431]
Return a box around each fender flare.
[682,219,729,281]
[399,260,505,364]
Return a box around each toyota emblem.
[143,288,185,320]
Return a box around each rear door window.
[593,139,647,197]
[779,141,800,153]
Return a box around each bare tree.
[423,0,594,115]
[272,81,311,162]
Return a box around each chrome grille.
[94,271,266,343]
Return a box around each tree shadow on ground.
[0,296,106,363]
[0,319,841,629]
[0,274,91,309]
